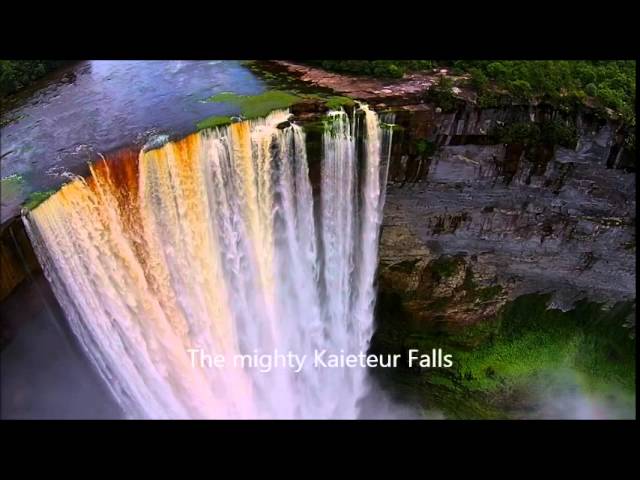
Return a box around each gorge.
[0,60,635,419]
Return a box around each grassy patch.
[200,91,356,129]
[205,90,302,120]
[196,115,233,131]
[324,96,355,110]
[23,189,56,210]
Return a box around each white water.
[24,105,394,419]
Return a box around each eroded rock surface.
[379,104,635,338]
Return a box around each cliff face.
[0,218,40,302]
[252,61,636,345]
[377,104,635,340]
[370,103,635,418]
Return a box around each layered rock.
[377,104,635,339]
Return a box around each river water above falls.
[1,60,268,222]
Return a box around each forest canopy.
[0,60,71,97]
[305,60,636,126]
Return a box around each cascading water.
[23,104,394,419]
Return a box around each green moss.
[472,285,503,303]
[196,115,233,131]
[415,139,437,156]
[206,92,241,103]
[375,291,636,418]
[441,294,635,397]
[297,119,325,134]
[23,189,56,210]
[204,90,302,120]
[429,256,462,280]
[324,96,355,110]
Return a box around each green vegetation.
[304,60,435,79]
[324,95,355,110]
[1,174,25,213]
[423,76,459,112]
[450,61,636,125]
[403,294,636,417]
[458,295,634,393]
[23,189,56,210]
[374,284,635,418]
[471,284,503,303]
[1,60,70,97]
[198,91,358,132]
[205,90,302,119]
[196,93,357,133]
[309,60,635,128]
[415,138,437,157]
[197,90,304,131]
[196,115,233,131]
[0,176,58,212]
[428,255,463,280]
[491,119,578,149]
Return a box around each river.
[1,60,266,223]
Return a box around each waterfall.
[23,105,394,419]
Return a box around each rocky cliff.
[371,102,635,418]
[379,104,635,330]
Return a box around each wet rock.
[289,99,328,116]
[0,218,41,302]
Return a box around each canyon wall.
[2,102,635,335]
[377,104,635,335]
